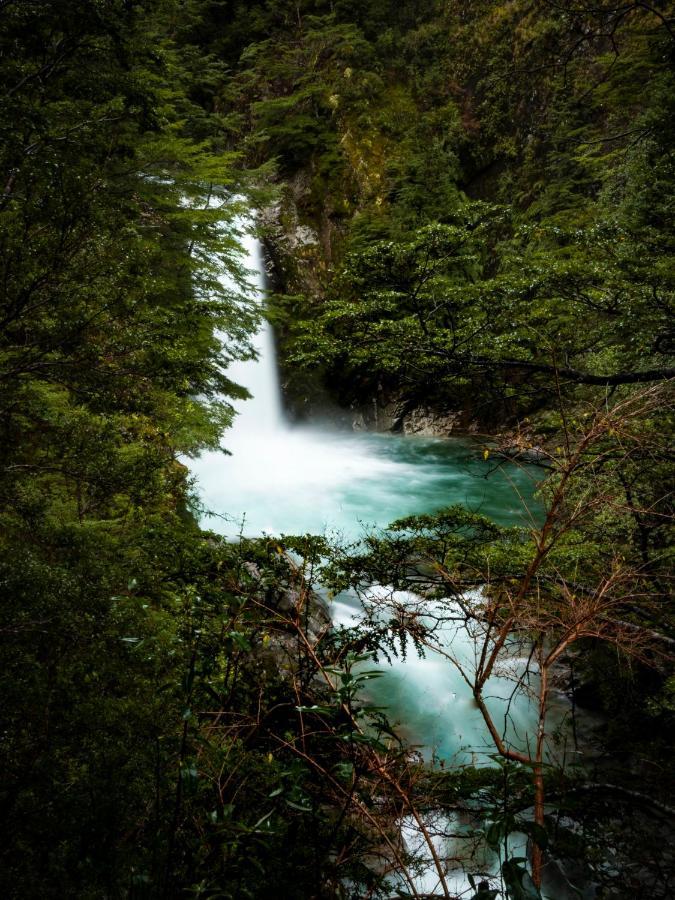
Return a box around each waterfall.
[190,222,537,537]
[223,231,285,434]
[187,215,572,899]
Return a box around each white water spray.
[190,227,537,538]
[188,220,574,898]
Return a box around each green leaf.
[502,858,542,900]
[485,819,507,851]
[284,799,312,813]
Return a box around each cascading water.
[190,219,540,539]
[189,221,575,898]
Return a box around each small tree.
[323,380,674,892]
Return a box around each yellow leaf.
[483,449,490,460]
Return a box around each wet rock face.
[290,224,321,250]
[276,586,332,644]
[350,401,399,433]
[399,407,461,437]
[350,398,477,437]
[245,561,332,682]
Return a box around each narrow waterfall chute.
[222,229,285,434]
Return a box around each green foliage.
[290,207,673,416]
[243,0,674,424]
[0,0,269,895]
[1,0,673,896]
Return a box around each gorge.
[190,220,579,898]
[1,3,672,898]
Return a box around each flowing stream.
[189,225,576,898]
[191,231,539,540]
